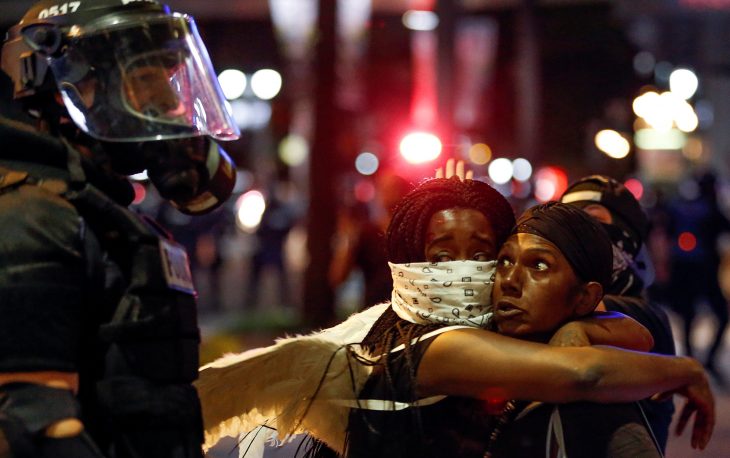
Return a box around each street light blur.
[534,166,568,202]
[218,69,247,100]
[632,91,698,133]
[251,69,283,100]
[669,68,699,100]
[355,152,380,175]
[402,10,439,31]
[235,190,266,233]
[468,143,492,165]
[488,158,513,184]
[279,134,309,167]
[595,129,631,159]
[399,131,442,164]
[512,158,533,181]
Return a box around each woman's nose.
[498,264,522,296]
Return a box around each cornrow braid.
[385,177,515,263]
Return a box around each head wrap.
[561,175,648,256]
[514,202,613,290]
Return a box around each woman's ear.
[573,281,604,317]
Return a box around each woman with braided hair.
[196,177,714,458]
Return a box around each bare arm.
[417,328,714,448]
[549,311,654,351]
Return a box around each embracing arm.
[549,311,654,351]
[417,328,714,448]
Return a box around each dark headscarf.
[561,175,648,256]
[514,202,613,290]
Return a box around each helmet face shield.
[49,13,239,142]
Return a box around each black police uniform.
[0,116,204,458]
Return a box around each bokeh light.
[251,69,283,100]
[634,128,686,150]
[633,90,698,134]
[534,166,568,202]
[623,178,644,200]
[229,99,272,130]
[632,91,660,119]
[469,143,492,165]
[354,180,376,202]
[402,10,439,31]
[594,129,630,159]
[674,101,699,132]
[279,134,309,166]
[355,152,379,175]
[633,51,655,76]
[646,92,679,131]
[669,68,699,100]
[682,137,704,161]
[235,190,266,232]
[488,158,513,184]
[399,132,442,164]
[218,69,247,100]
[678,232,697,252]
[511,158,532,182]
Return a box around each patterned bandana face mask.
[389,260,496,328]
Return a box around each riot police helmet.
[1,0,240,142]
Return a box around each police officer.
[0,0,238,456]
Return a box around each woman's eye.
[434,253,453,262]
[535,261,549,271]
[497,257,512,268]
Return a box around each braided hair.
[386,177,515,263]
[363,177,515,351]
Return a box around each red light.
[533,166,568,202]
[624,178,644,200]
[354,180,376,202]
[678,232,697,252]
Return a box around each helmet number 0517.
[37,2,81,18]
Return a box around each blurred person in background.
[328,171,411,309]
[667,171,730,383]
[246,180,299,309]
[0,0,238,456]
[561,175,676,451]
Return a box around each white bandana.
[389,260,495,328]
